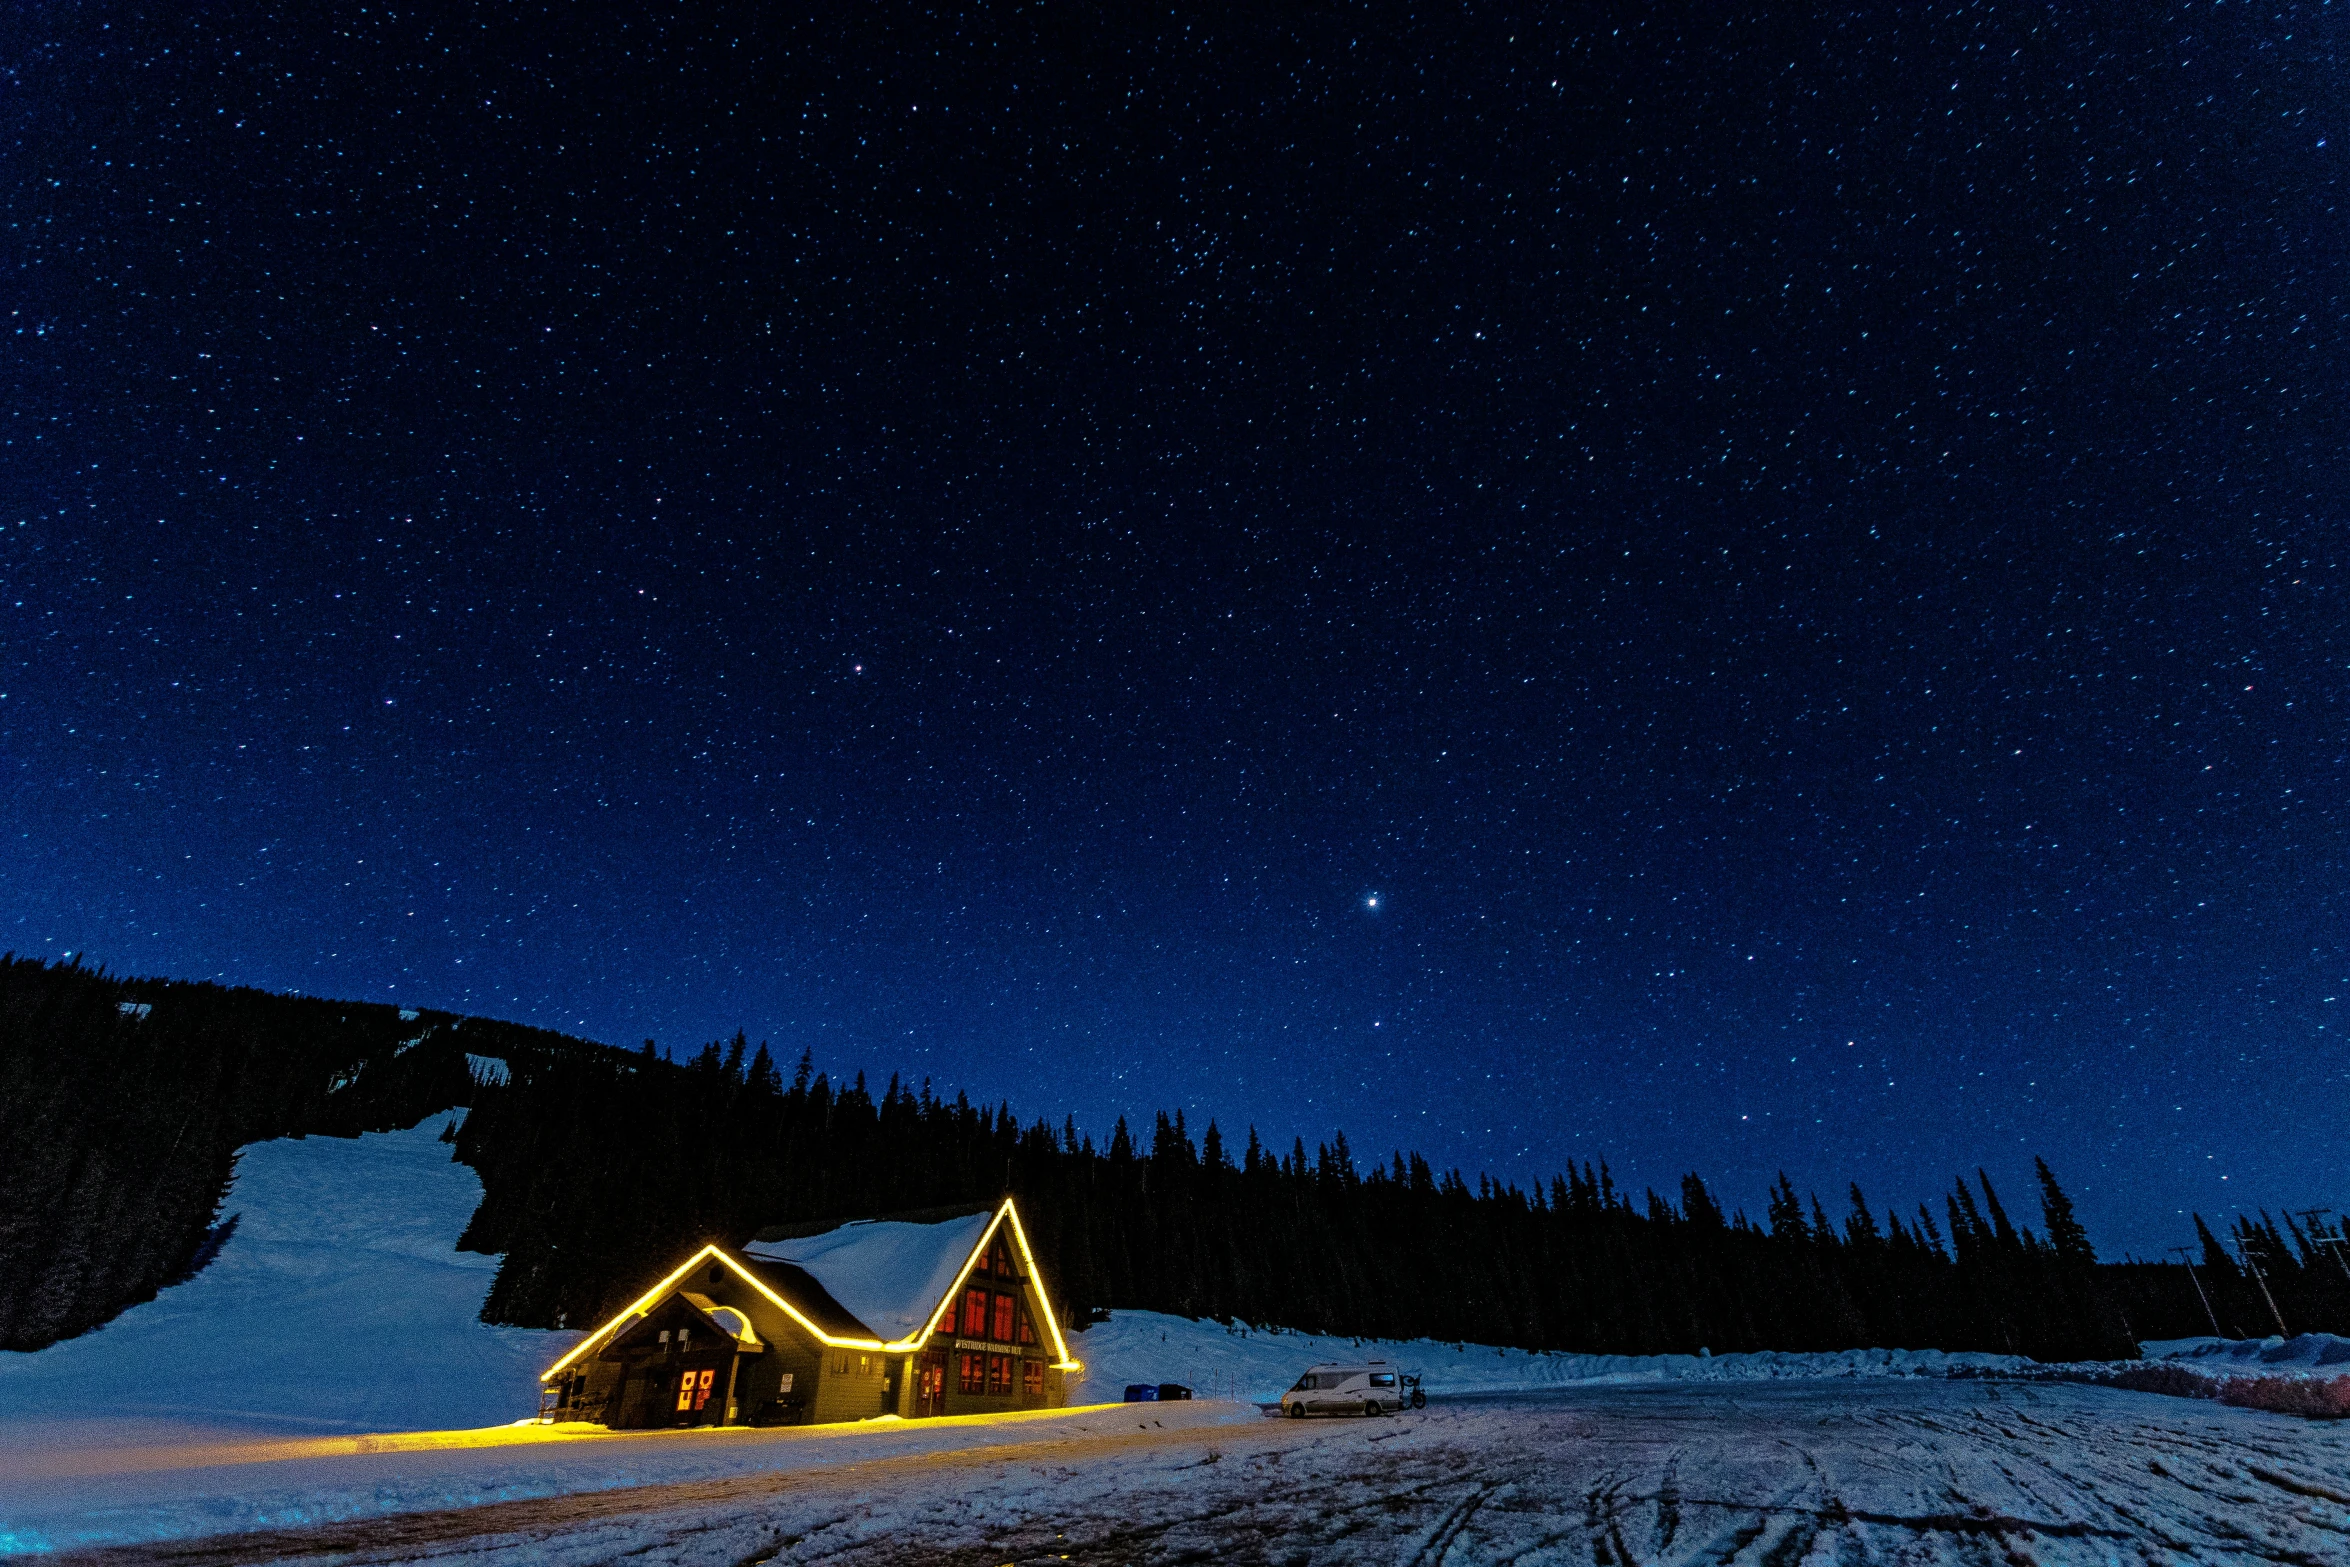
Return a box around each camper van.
[1280,1361,1423,1417]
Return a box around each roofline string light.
[539,1197,1082,1382]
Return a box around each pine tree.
[2194,1213,2237,1276]
[2034,1157,2094,1265]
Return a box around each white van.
[1280,1361,1420,1417]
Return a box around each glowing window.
[987,1353,1012,1394]
[962,1288,989,1337]
[1022,1359,1044,1397]
[958,1352,983,1393]
[991,1293,1015,1344]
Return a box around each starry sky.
[6,2,2343,1256]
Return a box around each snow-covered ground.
[0,1400,1260,1556]
[1073,1310,2032,1404]
[10,1382,2346,1563]
[7,1120,2347,1561]
[0,1119,580,1441]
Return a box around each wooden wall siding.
[810,1347,892,1425]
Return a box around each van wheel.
[1288,1401,1305,1419]
[1364,1399,1380,1418]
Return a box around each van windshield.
[1291,1375,1314,1391]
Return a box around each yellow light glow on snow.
[540,1197,1082,1381]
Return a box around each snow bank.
[2139,1332,2350,1379]
[0,1119,579,1439]
[1070,1310,2030,1404]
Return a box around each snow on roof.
[743,1210,994,1344]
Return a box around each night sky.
[7,3,2343,1257]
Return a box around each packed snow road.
[26,1379,2350,1566]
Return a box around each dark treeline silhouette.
[454,1030,2162,1361]
[9,956,2344,1360]
[2104,1210,2350,1345]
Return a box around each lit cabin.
[538,1198,1082,1428]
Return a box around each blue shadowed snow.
[2141,1333,2350,1375]
[1070,1311,2037,1405]
[0,1119,579,1437]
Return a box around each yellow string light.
[540,1197,1083,1381]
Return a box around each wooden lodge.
[538,1197,1082,1428]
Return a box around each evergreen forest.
[6,956,2344,1361]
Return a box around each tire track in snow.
[33,1381,2350,1566]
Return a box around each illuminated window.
[991,1292,1015,1344]
[675,1374,696,1413]
[991,1240,1014,1276]
[987,1353,1012,1394]
[1022,1359,1044,1397]
[1017,1304,1037,1345]
[958,1352,983,1393]
[962,1288,989,1337]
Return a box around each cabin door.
[672,1361,723,1424]
[916,1350,948,1417]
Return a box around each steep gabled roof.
[742,1211,993,1344]
[539,1196,1081,1383]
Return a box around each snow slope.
[0,1119,580,1438]
[1070,1309,2032,1404]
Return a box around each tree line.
[453,1026,2335,1361]
[7,955,2343,1359]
